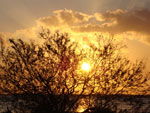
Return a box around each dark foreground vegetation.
[1,94,150,113]
[0,28,150,113]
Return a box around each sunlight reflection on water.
[77,106,85,113]
[76,98,88,112]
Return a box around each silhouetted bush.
[0,28,149,113]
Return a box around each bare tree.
[0,29,90,113]
[80,35,149,112]
[0,29,149,113]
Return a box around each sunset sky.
[0,0,150,72]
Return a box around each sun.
[81,62,90,71]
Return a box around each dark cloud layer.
[38,9,150,36]
[100,8,150,34]
[72,9,150,35]
[1,8,150,45]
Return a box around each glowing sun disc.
[81,62,90,71]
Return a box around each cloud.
[36,9,150,36]
[1,9,150,45]
[37,9,92,27]
[0,32,13,48]
[72,9,150,35]
[71,24,101,32]
[0,27,40,45]
[100,8,150,34]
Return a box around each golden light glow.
[76,106,86,113]
[81,62,90,71]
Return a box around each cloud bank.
[0,8,150,45]
[35,9,150,44]
[37,9,150,33]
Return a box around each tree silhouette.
[85,35,147,94]
[77,35,149,112]
[0,29,89,112]
[0,29,149,113]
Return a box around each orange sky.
[0,0,150,72]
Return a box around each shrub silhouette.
[0,29,149,113]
